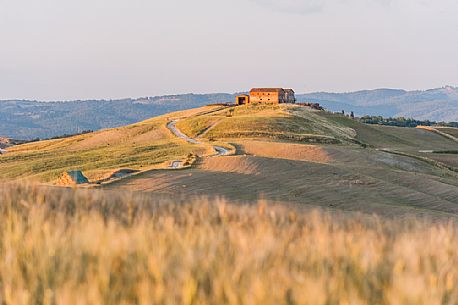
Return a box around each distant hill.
[1,87,457,139]
[298,86,458,122]
[0,94,234,139]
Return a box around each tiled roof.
[250,88,284,93]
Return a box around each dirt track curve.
[167,120,229,157]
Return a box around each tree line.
[358,115,458,128]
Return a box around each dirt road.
[167,120,229,157]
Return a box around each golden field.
[0,183,457,305]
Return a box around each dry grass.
[175,104,355,144]
[1,182,458,305]
[175,116,221,138]
[0,108,217,183]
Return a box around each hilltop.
[1,87,458,140]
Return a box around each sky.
[1,0,458,101]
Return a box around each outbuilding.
[236,94,250,105]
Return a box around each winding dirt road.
[166,119,229,168]
[167,120,201,145]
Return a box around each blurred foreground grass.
[0,183,457,305]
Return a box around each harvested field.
[367,126,458,151]
[234,140,333,163]
[425,153,458,169]
[436,127,458,139]
[197,155,262,175]
[323,114,458,151]
[319,114,458,169]
[110,148,458,217]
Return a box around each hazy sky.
[1,0,458,100]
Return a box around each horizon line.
[0,85,456,103]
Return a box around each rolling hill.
[1,86,458,140]
[0,106,222,182]
[106,104,458,217]
[2,103,456,217]
[0,94,234,140]
[299,86,458,121]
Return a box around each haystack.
[58,170,89,185]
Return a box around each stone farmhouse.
[236,88,296,105]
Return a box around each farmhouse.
[236,88,296,105]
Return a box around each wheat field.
[0,183,457,305]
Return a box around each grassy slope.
[321,114,458,170]
[176,104,356,144]
[0,107,218,182]
[322,113,458,151]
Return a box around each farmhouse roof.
[250,88,284,93]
